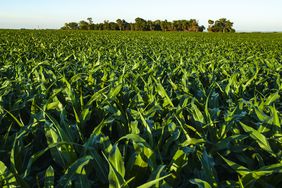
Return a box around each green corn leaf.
[3,109,24,127]
[0,161,16,187]
[117,134,149,147]
[190,178,212,188]
[109,84,123,99]
[147,165,167,187]
[44,166,54,188]
[46,101,61,110]
[191,102,205,124]
[138,111,153,145]
[108,144,125,178]
[0,161,8,177]
[102,153,128,188]
[220,155,251,176]
[265,92,280,106]
[137,174,171,188]
[59,155,92,187]
[44,123,77,168]
[170,149,187,175]
[270,105,280,128]
[255,162,282,176]
[240,122,273,154]
[198,150,217,185]
[254,108,271,123]
[154,78,174,107]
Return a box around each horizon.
[1,0,282,32]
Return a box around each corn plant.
[0,30,282,187]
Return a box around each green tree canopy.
[61,22,79,30]
[61,17,234,32]
[79,20,89,30]
[208,18,235,33]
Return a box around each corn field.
[0,30,282,187]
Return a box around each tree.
[87,17,95,30]
[116,19,123,30]
[190,19,199,32]
[130,23,135,31]
[198,25,205,32]
[103,20,110,30]
[208,20,214,32]
[147,20,154,31]
[123,20,131,30]
[97,23,103,30]
[135,17,148,31]
[208,18,235,33]
[153,20,162,31]
[62,22,79,30]
[79,20,89,30]
[208,20,214,25]
[160,20,168,31]
[173,20,182,31]
[109,22,119,30]
[87,17,93,25]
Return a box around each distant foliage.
[61,17,206,32]
[208,18,235,33]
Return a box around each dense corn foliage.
[0,30,282,187]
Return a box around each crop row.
[0,30,282,187]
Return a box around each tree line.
[61,17,235,32]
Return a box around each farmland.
[0,30,282,187]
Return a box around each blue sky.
[0,0,281,31]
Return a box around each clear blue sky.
[0,0,282,31]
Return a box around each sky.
[0,0,282,31]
